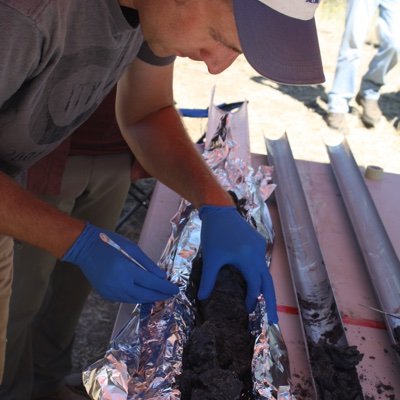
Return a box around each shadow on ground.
[251,75,400,131]
[251,75,328,118]
[380,91,400,126]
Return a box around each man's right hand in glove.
[62,223,179,303]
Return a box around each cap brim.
[233,0,325,85]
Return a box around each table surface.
[112,154,400,400]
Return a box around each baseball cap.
[233,0,325,85]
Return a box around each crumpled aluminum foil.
[83,112,296,400]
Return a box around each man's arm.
[116,58,233,209]
[0,171,84,257]
[116,59,278,321]
[0,169,179,302]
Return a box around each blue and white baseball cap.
[233,0,325,85]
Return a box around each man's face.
[136,0,242,74]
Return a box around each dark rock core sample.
[179,259,255,400]
[298,293,364,399]
[310,342,364,400]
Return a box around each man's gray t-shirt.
[0,0,173,177]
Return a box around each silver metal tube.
[266,133,370,398]
[266,133,347,348]
[265,133,357,400]
[326,138,400,350]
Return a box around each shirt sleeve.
[0,4,43,108]
[137,41,176,66]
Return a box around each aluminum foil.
[83,112,296,399]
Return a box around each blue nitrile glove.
[198,205,278,324]
[62,223,179,303]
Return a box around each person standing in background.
[326,0,400,130]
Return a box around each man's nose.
[202,49,240,75]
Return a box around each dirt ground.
[71,0,400,387]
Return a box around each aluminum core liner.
[83,114,296,400]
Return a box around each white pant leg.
[328,0,380,112]
[360,0,400,98]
